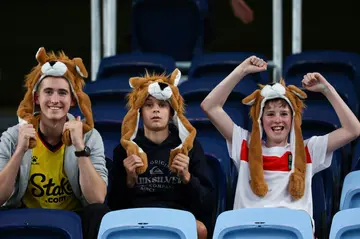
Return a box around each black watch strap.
[75,146,91,157]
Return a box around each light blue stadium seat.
[212,207,313,239]
[0,208,82,239]
[340,170,360,210]
[97,208,197,239]
[329,208,360,239]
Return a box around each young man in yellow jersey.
[0,47,109,239]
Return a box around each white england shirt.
[227,124,333,219]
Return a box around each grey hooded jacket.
[0,114,108,208]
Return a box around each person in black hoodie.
[108,88,215,239]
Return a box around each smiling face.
[141,96,172,132]
[262,98,292,147]
[35,76,75,123]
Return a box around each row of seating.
[82,51,360,123]
[1,196,360,238]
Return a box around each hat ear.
[73,58,88,78]
[129,77,148,89]
[36,47,47,65]
[279,78,286,86]
[169,68,181,86]
[242,89,261,106]
[288,85,307,100]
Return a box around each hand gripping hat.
[17,47,94,149]
[121,69,196,174]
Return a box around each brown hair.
[264,98,291,110]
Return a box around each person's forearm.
[78,157,107,204]
[201,66,246,112]
[0,149,24,205]
[323,85,360,136]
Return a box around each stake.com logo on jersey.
[29,173,73,203]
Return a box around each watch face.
[85,146,91,155]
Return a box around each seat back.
[95,53,176,80]
[213,208,313,239]
[283,51,360,116]
[351,139,360,171]
[98,208,197,239]
[84,53,176,95]
[69,91,128,122]
[312,173,328,239]
[340,170,360,210]
[132,0,203,61]
[0,209,82,239]
[188,52,269,85]
[204,154,227,237]
[182,91,248,127]
[94,120,122,160]
[329,208,360,239]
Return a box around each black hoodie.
[107,124,215,220]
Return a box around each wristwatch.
[75,146,91,157]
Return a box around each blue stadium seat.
[179,75,256,104]
[340,170,360,210]
[188,52,269,82]
[351,139,360,171]
[190,119,236,214]
[329,208,360,239]
[302,119,343,221]
[0,209,82,239]
[205,154,226,218]
[94,120,122,160]
[70,91,128,122]
[131,0,204,61]
[227,160,238,211]
[190,119,231,175]
[182,53,269,98]
[301,90,351,170]
[283,51,360,116]
[181,90,248,128]
[204,154,227,237]
[302,90,341,128]
[312,172,328,239]
[84,53,176,94]
[212,207,313,239]
[98,208,197,238]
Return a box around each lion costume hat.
[17,47,94,149]
[242,79,307,200]
[121,69,196,174]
